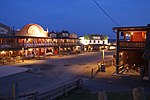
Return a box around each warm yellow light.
[28,49,33,51]
[1,51,5,54]
[28,38,31,42]
[109,46,116,50]
[131,32,134,35]
[64,48,67,50]
[9,51,13,54]
[126,34,130,37]
[102,50,105,61]
[120,52,123,55]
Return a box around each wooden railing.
[102,59,114,67]
[36,79,81,100]
[119,41,145,49]
[0,42,78,49]
[91,59,113,78]
[0,44,24,50]
[2,79,81,100]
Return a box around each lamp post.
[102,41,105,63]
[100,48,106,72]
[102,49,105,63]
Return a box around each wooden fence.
[36,79,81,100]
[0,79,81,100]
[91,59,113,78]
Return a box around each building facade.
[0,23,79,63]
[113,24,150,79]
[79,34,109,51]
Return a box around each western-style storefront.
[0,23,79,64]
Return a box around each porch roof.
[113,25,150,32]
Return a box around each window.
[94,40,95,43]
[90,40,91,43]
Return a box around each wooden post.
[133,87,146,100]
[12,83,18,100]
[64,85,67,96]
[102,50,105,62]
[59,46,61,57]
[98,91,107,100]
[148,61,150,81]
[22,48,24,62]
[97,63,101,71]
[116,30,120,74]
[91,69,93,78]
[44,39,46,58]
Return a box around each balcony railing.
[0,44,24,50]
[119,41,145,49]
[0,42,78,49]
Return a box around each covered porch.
[113,24,150,79]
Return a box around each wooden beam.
[116,30,120,74]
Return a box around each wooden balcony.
[119,41,145,50]
[0,42,78,50]
[0,44,24,50]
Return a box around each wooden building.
[113,24,150,79]
[0,23,79,63]
[79,34,109,51]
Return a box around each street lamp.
[101,47,106,64]
[100,47,106,72]
[102,49,105,61]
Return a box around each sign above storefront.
[92,36,101,40]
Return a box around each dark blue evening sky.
[1,0,150,38]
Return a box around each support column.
[25,50,28,58]
[33,39,36,57]
[116,30,120,74]
[44,48,46,57]
[124,32,126,42]
[44,39,46,57]
[148,61,150,80]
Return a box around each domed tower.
[16,23,48,37]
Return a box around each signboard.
[92,36,101,40]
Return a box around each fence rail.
[91,59,113,78]
[36,79,81,100]
[102,59,113,67]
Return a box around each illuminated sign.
[93,36,101,40]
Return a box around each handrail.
[119,41,145,48]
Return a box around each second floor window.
[94,40,95,43]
